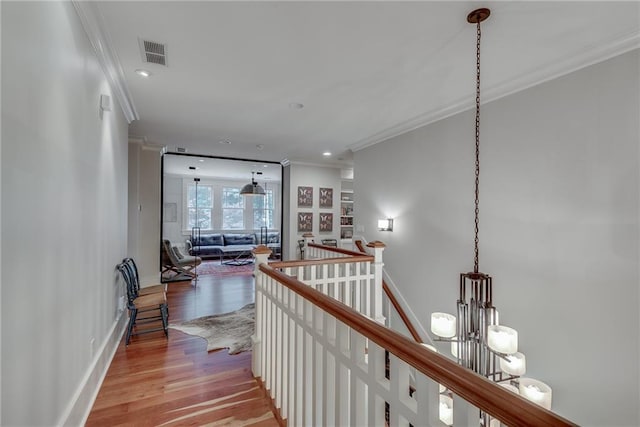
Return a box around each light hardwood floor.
[86,273,278,427]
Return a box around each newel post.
[367,240,386,324]
[251,245,272,377]
[253,245,272,277]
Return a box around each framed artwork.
[297,212,313,232]
[319,213,333,232]
[319,187,333,208]
[297,186,313,207]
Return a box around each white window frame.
[222,187,245,230]
[183,181,214,232]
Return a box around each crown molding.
[289,160,345,170]
[349,30,640,152]
[141,144,166,153]
[128,137,165,153]
[72,1,139,124]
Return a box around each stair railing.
[267,240,385,323]
[251,249,576,427]
[300,236,428,345]
[354,239,425,344]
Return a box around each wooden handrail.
[269,255,374,269]
[258,264,577,427]
[354,239,423,344]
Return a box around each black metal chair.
[122,258,166,296]
[117,261,169,345]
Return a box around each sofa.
[187,232,280,261]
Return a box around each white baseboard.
[57,310,128,426]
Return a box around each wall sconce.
[377,218,393,231]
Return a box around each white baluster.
[336,321,351,424]
[351,332,367,424]
[367,241,386,324]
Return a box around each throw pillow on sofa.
[223,234,256,245]
[198,234,223,246]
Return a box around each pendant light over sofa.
[240,171,266,196]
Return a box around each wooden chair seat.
[138,283,166,296]
[133,292,167,310]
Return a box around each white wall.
[282,164,291,259]
[354,50,639,426]
[287,164,342,258]
[128,144,162,285]
[128,143,141,269]
[162,175,185,249]
[1,2,129,425]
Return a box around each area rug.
[169,303,255,354]
[194,260,254,277]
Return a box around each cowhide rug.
[169,303,255,354]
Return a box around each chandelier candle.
[519,378,553,410]
[499,352,527,376]
[430,312,456,338]
[487,325,518,354]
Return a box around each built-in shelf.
[340,188,354,240]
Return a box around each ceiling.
[164,154,282,182]
[95,1,640,166]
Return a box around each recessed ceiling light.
[323,152,332,157]
[219,139,231,144]
[289,102,304,109]
[263,164,268,168]
[135,69,151,78]
[198,159,204,162]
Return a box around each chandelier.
[240,171,266,196]
[429,9,552,426]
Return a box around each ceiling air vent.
[139,38,167,66]
[176,147,187,153]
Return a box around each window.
[222,187,244,229]
[253,189,274,229]
[181,178,279,233]
[187,184,213,229]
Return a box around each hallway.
[86,274,278,426]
